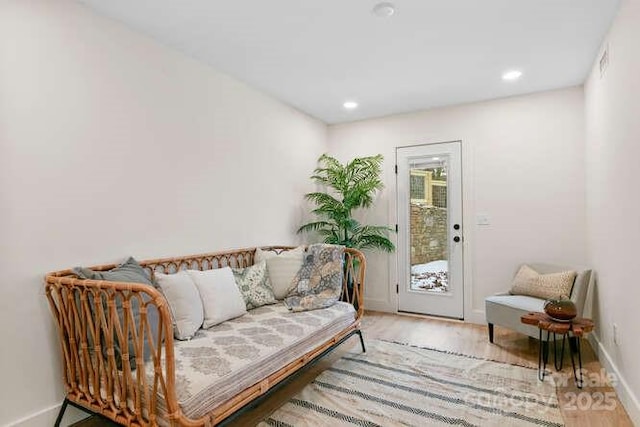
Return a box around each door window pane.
[409,158,449,293]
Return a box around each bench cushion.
[149,301,356,420]
[485,294,546,339]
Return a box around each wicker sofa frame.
[45,246,366,426]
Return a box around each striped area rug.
[260,340,564,427]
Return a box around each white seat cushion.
[485,294,546,313]
[145,301,356,421]
[485,295,546,339]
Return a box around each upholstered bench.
[485,263,592,342]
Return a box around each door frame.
[395,141,464,318]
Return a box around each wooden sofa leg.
[356,329,366,353]
[488,323,494,343]
[54,398,69,427]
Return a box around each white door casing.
[397,141,464,318]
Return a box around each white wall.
[0,1,326,425]
[4,0,637,425]
[327,87,587,320]
[584,0,640,422]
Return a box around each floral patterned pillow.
[284,244,344,312]
[232,260,277,310]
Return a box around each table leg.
[538,328,544,381]
[538,329,550,381]
[544,330,550,365]
[576,335,583,388]
[569,333,584,389]
[553,333,566,371]
[569,336,578,353]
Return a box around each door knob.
[453,224,460,230]
[453,236,461,242]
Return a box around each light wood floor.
[72,311,633,426]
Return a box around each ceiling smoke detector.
[372,2,396,17]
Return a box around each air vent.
[599,44,609,78]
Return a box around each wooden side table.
[521,312,594,388]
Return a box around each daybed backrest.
[141,247,258,278]
[137,246,365,317]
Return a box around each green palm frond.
[354,224,395,237]
[298,153,395,253]
[351,224,395,252]
[297,221,335,234]
[305,193,344,213]
[351,234,396,252]
[316,228,340,238]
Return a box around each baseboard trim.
[364,298,394,313]
[366,300,487,324]
[588,333,640,425]
[466,308,486,325]
[6,401,88,427]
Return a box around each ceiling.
[79,0,620,124]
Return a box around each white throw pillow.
[255,246,305,300]
[188,267,247,328]
[155,271,204,340]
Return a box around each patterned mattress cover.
[150,301,357,420]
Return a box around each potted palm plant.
[298,153,395,252]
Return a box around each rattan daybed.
[45,246,366,426]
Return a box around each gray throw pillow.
[73,257,159,370]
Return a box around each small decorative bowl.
[544,296,577,322]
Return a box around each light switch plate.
[476,213,490,226]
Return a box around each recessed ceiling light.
[343,101,358,110]
[502,70,523,81]
[372,2,395,17]
[432,157,440,161]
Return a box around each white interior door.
[397,142,464,319]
